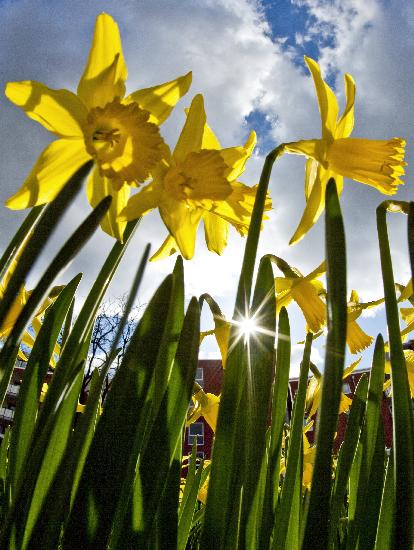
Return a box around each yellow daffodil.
[283,56,406,244]
[270,256,326,333]
[118,93,271,260]
[346,290,383,354]
[0,258,62,362]
[384,350,414,397]
[5,13,191,241]
[200,294,231,367]
[306,357,361,418]
[187,385,220,432]
[280,423,315,489]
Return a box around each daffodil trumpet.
[5,13,192,241]
[284,56,406,244]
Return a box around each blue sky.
[0,0,413,374]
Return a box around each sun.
[234,316,258,339]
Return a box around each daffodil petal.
[118,181,162,221]
[305,56,339,140]
[398,279,413,302]
[159,196,203,260]
[335,73,355,139]
[343,356,362,378]
[173,94,206,163]
[150,235,179,261]
[289,165,328,245]
[208,182,270,236]
[5,139,91,209]
[5,81,87,138]
[305,260,326,281]
[275,277,295,292]
[127,72,192,125]
[77,13,127,108]
[203,211,229,254]
[220,131,256,181]
[201,122,221,150]
[87,168,130,241]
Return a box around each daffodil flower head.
[5,13,192,241]
[284,56,406,245]
[346,290,384,354]
[187,386,220,433]
[119,93,271,260]
[384,350,414,397]
[270,255,327,334]
[0,256,62,362]
[306,357,361,418]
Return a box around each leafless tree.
[81,296,143,400]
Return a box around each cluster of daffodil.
[3,11,410,505]
[4,14,405,261]
[5,13,270,260]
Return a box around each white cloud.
[0,0,412,350]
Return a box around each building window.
[7,384,20,397]
[342,381,351,394]
[196,367,204,387]
[196,451,205,460]
[188,422,204,445]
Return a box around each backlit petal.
[118,181,162,221]
[203,211,229,254]
[335,73,355,139]
[289,164,328,245]
[86,168,130,241]
[173,94,206,163]
[219,131,256,181]
[127,72,192,125]
[5,81,87,138]
[77,13,127,108]
[150,235,179,261]
[305,56,339,140]
[159,196,203,259]
[5,139,90,209]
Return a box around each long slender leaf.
[34,218,140,436]
[273,332,312,549]
[0,195,111,410]
[302,178,347,549]
[25,368,103,550]
[377,203,414,548]
[201,145,284,549]
[62,274,174,549]
[0,161,92,334]
[8,274,81,499]
[113,297,200,548]
[375,456,395,550]
[0,206,44,283]
[329,375,368,546]
[259,307,291,549]
[240,256,276,547]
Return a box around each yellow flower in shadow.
[284,57,406,244]
[5,13,191,241]
[119,94,271,260]
[187,385,220,433]
[384,350,414,397]
[305,357,361,418]
[0,257,62,362]
[346,290,384,354]
[270,256,326,333]
[280,422,316,489]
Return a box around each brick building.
[183,361,394,459]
